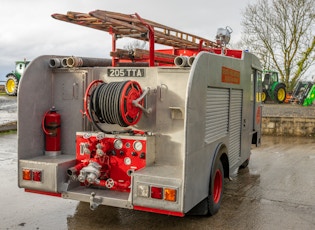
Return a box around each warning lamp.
[32,170,42,182]
[22,169,32,180]
[164,188,177,202]
[151,186,163,199]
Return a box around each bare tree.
[241,0,315,91]
[123,39,147,51]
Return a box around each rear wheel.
[262,90,268,102]
[239,158,250,169]
[207,160,224,216]
[5,74,19,96]
[274,83,286,103]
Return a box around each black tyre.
[274,83,286,103]
[207,159,224,216]
[5,74,19,96]
[262,89,268,102]
[239,158,249,169]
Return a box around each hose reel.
[84,80,145,131]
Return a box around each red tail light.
[151,186,163,199]
[32,170,42,182]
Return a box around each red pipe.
[110,27,117,67]
[135,13,155,67]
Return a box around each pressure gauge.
[114,139,123,150]
[133,141,143,151]
[124,157,131,165]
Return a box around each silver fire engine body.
[18,51,262,215]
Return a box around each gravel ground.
[262,102,315,118]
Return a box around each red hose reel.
[84,80,144,127]
[84,79,103,122]
[120,80,143,126]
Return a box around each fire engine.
[18,10,262,217]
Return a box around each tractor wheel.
[5,74,19,96]
[207,159,224,216]
[262,90,268,102]
[274,83,286,103]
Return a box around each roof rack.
[52,10,220,66]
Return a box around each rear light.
[151,186,163,199]
[137,184,149,197]
[164,188,177,202]
[137,184,178,202]
[32,170,42,182]
[22,169,32,180]
[22,168,43,182]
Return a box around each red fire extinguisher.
[42,106,61,156]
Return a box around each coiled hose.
[89,80,143,133]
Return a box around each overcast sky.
[0,0,254,81]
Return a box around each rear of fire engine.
[17,10,262,217]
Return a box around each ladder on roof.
[52,10,220,66]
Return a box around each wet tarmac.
[1,95,315,229]
[0,95,17,126]
[1,133,315,230]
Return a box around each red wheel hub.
[213,169,223,204]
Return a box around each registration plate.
[107,68,145,77]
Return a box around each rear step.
[63,186,132,210]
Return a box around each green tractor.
[289,81,315,106]
[261,70,287,103]
[5,60,30,96]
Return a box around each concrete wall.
[262,117,315,137]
